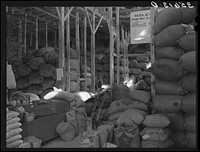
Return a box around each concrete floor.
[42,136,80,148]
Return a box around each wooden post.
[124,29,129,78]
[84,16,87,91]
[58,7,66,90]
[24,13,27,53]
[116,7,120,84]
[66,7,71,92]
[76,12,80,91]
[35,17,38,50]
[109,7,114,89]
[45,21,48,47]
[91,9,96,93]
[150,7,156,96]
[121,25,125,81]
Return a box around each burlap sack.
[28,72,44,85]
[29,57,46,70]
[41,78,55,90]
[112,83,131,101]
[109,98,148,115]
[114,121,140,148]
[17,64,32,76]
[39,64,56,78]
[140,127,171,142]
[78,131,99,148]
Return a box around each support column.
[91,9,96,93]
[116,7,120,84]
[76,12,80,91]
[35,17,38,50]
[84,16,87,91]
[109,7,114,89]
[23,13,27,53]
[66,7,71,92]
[45,21,48,47]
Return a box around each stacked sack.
[107,84,148,148]
[140,113,174,148]
[13,47,58,98]
[128,44,152,92]
[152,7,196,148]
[6,110,23,148]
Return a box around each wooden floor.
[42,136,80,148]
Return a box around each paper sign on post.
[56,68,64,81]
[130,10,151,44]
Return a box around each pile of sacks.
[140,113,174,148]
[151,7,196,148]
[6,110,23,148]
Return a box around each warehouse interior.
[5,5,197,149]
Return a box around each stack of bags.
[13,47,58,98]
[140,113,174,148]
[65,47,80,93]
[6,110,23,148]
[151,7,196,148]
[128,44,151,92]
[106,84,149,148]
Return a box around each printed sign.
[56,68,64,81]
[130,10,151,44]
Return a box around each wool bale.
[18,64,32,76]
[154,79,184,95]
[155,46,184,60]
[108,98,148,114]
[181,74,196,92]
[151,59,185,81]
[179,51,196,73]
[182,93,196,114]
[152,95,182,113]
[163,112,185,131]
[112,84,131,101]
[129,90,150,104]
[184,114,196,131]
[154,7,182,34]
[180,7,197,24]
[142,114,170,128]
[39,64,56,78]
[140,127,171,142]
[178,33,196,52]
[153,24,186,47]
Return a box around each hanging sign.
[130,10,151,44]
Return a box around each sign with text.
[130,10,151,44]
[56,68,64,81]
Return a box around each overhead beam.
[32,7,60,20]
[85,7,93,31]
[94,15,104,34]
[56,7,61,20]
[64,7,74,21]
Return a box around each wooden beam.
[116,7,120,84]
[76,12,80,91]
[91,8,96,93]
[94,15,104,34]
[23,13,27,53]
[84,16,87,91]
[66,7,71,92]
[35,17,38,50]
[64,7,74,22]
[32,7,60,20]
[56,7,61,20]
[150,7,156,96]
[85,7,93,31]
[45,21,48,47]
[109,7,114,89]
